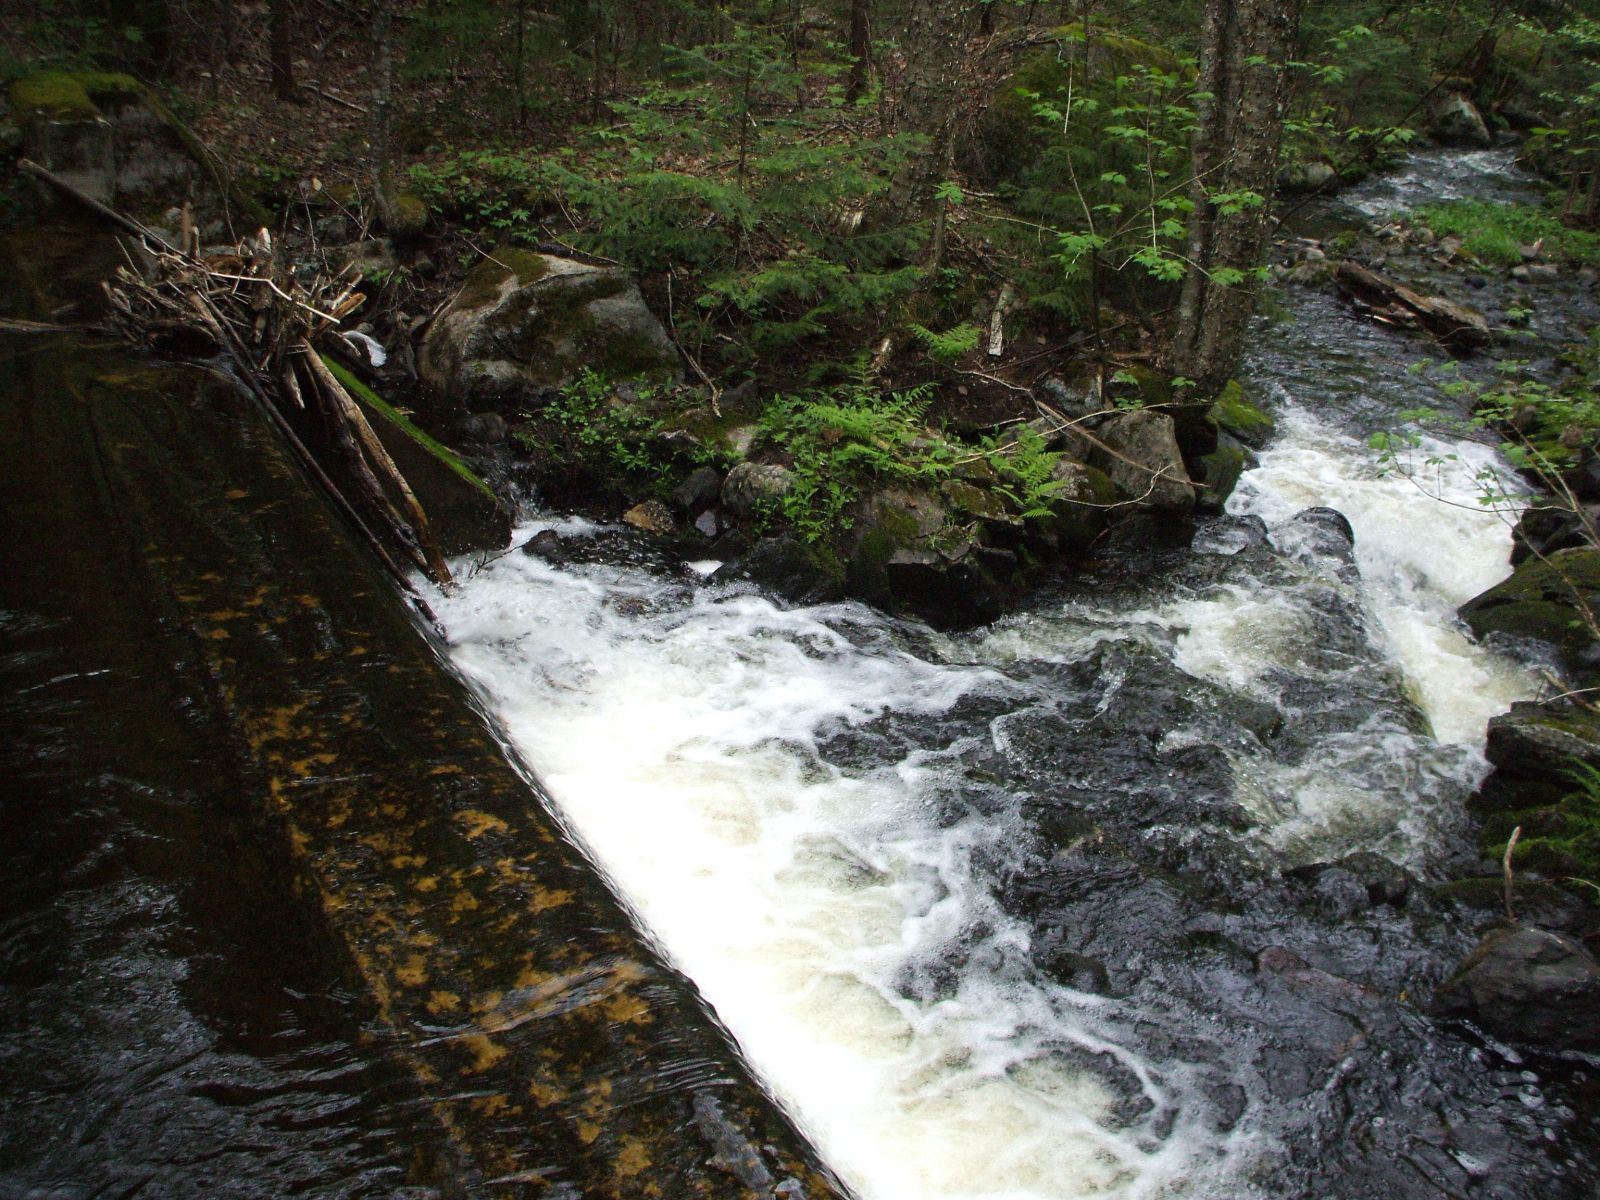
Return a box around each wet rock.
[1276,506,1357,564]
[1196,441,1249,514]
[1433,876,1589,934]
[1046,458,1116,551]
[456,412,509,445]
[1207,379,1275,450]
[1192,514,1270,556]
[1511,263,1560,283]
[1475,700,1600,815]
[882,543,1008,628]
[1277,160,1337,194]
[693,509,722,538]
[1429,92,1493,148]
[1432,926,1600,1051]
[669,465,723,515]
[1088,409,1195,513]
[721,462,795,515]
[520,528,568,561]
[726,535,843,604]
[623,499,676,536]
[1459,547,1600,678]
[1286,853,1413,913]
[418,248,681,409]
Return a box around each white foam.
[435,548,1252,1200]
[1230,403,1536,745]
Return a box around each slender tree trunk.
[845,0,871,103]
[1168,0,1304,395]
[269,0,298,100]
[369,0,398,230]
[883,0,972,265]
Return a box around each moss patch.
[1460,548,1600,672]
[1207,380,1275,449]
[9,71,143,120]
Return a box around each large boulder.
[1428,92,1493,148]
[1083,410,1195,513]
[9,71,243,222]
[419,249,682,409]
[1431,926,1600,1051]
[1459,547,1600,680]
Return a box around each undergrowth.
[1412,200,1600,268]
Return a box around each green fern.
[909,322,981,363]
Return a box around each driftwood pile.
[18,158,452,591]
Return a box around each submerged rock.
[419,248,681,408]
[1432,926,1600,1051]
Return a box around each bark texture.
[882,0,974,262]
[1168,0,1304,395]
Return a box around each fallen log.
[1334,260,1492,352]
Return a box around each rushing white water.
[439,541,1242,1198]
[431,145,1555,1195]
[433,377,1539,1199]
[1229,397,1534,746]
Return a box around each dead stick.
[1503,825,1523,923]
[18,158,184,258]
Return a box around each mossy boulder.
[420,249,682,411]
[1207,379,1275,450]
[1475,699,1600,818]
[386,192,429,237]
[1196,442,1249,514]
[1047,458,1116,551]
[1084,409,1195,513]
[1458,547,1600,680]
[9,70,248,221]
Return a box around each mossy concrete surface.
[1,333,845,1196]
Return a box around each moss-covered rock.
[1476,699,1600,816]
[387,191,430,237]
[1207,379,1276,449]
[8,69,260,223]
[419,249,683,411]
[1459,547,1600,679]
[1196,443,1249,514]
[1047,458,1116,551]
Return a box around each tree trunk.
[883,0,972,265]
[1167,0,1304,396]
[369,0,398,230]
[269,0,298,101]
[846,0,871,102]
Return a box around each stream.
[4,151,1599,1198]
[431,149,1599,1199]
